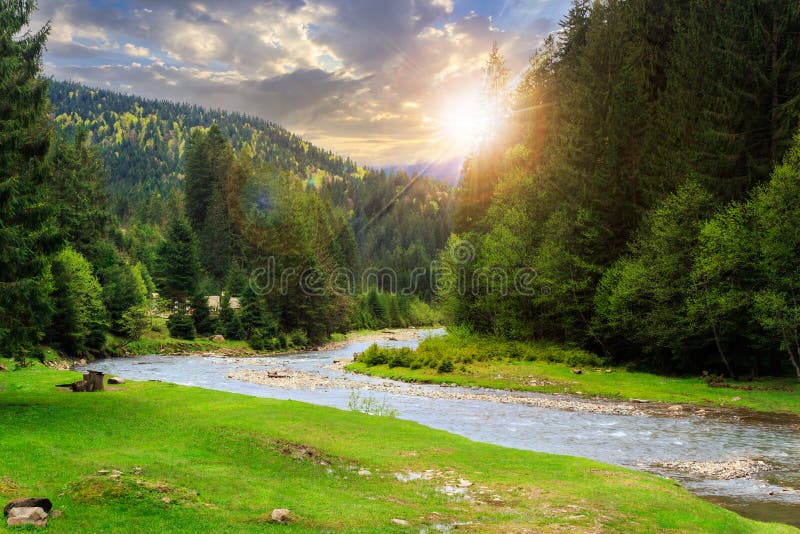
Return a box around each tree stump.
[70,370,104,392]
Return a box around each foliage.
[47,247,108,357]
[358,331,603,373]
[166,308,196,340]
[155,217,201,302]
[445,0,800,377]
[346,390,398,417]
[0,1,60,362]
[350,290,439,330]
[190,293,216,336]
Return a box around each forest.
[446,0,800,379]
[1,5,449,362]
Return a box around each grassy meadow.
[0,361,793,532]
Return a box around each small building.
[207,294,241,313]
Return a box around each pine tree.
[0,1,60,360]
[155,217,201,302]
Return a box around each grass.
[346,333,800,415]
[105,316,254,357]
[0,360,793,532]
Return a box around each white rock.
[7,507,48,527]
[270,508,292,523]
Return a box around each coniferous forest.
[447,0,800,379]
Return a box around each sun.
[438,92,494,153]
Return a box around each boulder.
[668,405,684,412]
[270,508,292,523]
[211,334,226,343]
[391,518,410,526]
[4,498,52,517]
[107,377,126,385]
[6,507,48,527]
[571,368,582,375]
[0,364,8,372]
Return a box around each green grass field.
[346,334,800,415]
[0,361,792,532]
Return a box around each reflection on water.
[81,329,800,526]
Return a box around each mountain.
[48,80,453,297]
[49,80,363,223]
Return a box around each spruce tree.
[0,1,60,360]
[156,217,201,302]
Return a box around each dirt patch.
[0,477,21,495]
[272,440,332,465]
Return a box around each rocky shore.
[653,458,777,480]
[228,365,651,416]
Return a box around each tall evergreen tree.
[155,217,201,302]
[0,1,60,360]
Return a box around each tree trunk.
[71,370,104,392]
[712,324,736,379]
[770,6,779,162]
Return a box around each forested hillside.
[1,4,450,364]
[49,80,451,300]
[447,0,800,379]
[49,80,360,223]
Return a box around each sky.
[32,0,572,173]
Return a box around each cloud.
[37,0,567,170]
[123,43,150,58]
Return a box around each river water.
[81,330,800,526]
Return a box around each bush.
[167,309,196,340]
[359,344,390,366]
[248,329,281,352]
[437,358,454,373]
[289,329,309,348]
[387,347,413,368]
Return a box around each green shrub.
[359,344,389,366]
[167,310,196,340]
[437,358,454,373]
[248,329,280,352]
[387,347,413,368]
[289,329,309,348]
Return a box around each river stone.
[4,498,52,516]
[211,334,225,343]
[270,508,292,523]
[391,518,410,526]
[108,376,125,384]
[357,469,372,476]
[6,507,48,527]
[668,405,683,412]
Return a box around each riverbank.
[102,327,429,359]
[345,333,800,417]
[0,361,793,532]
